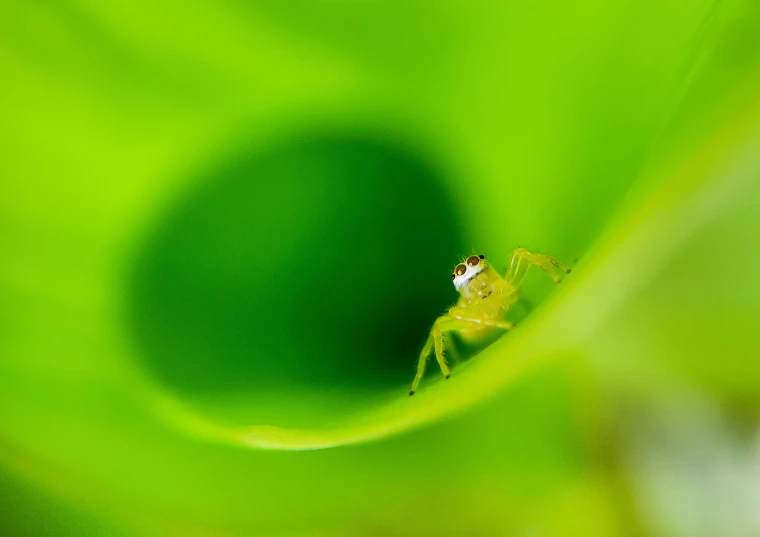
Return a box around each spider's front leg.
[409,311,514,396]
[409,316,454,396]
[506,247,571,286]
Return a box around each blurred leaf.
[1,0,759,535]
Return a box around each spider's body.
[449,255,516,343]
[409,248,570,395]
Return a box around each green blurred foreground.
[2,1,760,535]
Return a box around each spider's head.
[451,254,487,290]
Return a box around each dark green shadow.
[129,132,466,400]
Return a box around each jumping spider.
[409,248,570,395]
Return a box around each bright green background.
[1,0,759,535]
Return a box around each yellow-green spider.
[409,248,571,395]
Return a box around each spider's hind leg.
[506,247,570,286]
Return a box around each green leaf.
[1,0,759,535]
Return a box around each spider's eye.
[451,273,456,281]
[454,264,467,277]
[479,254,485,259]
[466,255,481,267]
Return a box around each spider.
[409,248,570,395]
